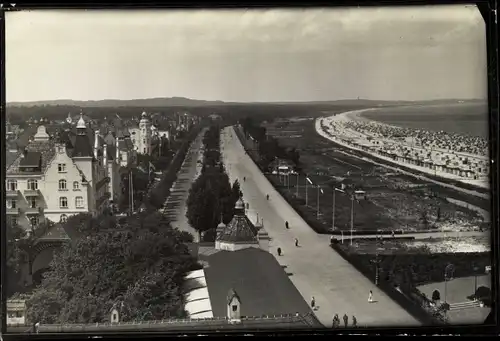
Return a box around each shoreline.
[315,109,490,193]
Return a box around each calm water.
[361,103,489,138]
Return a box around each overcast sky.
[6,6,487,103]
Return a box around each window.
[9,216,18,227]
[59,197,68,208]
[232,305,238,312]
[7,199,17,209]
[73,181,80,190]
[60,214,68,223]
[29,216,39,227]
[59,179,67,190]
[143,139,146,144]
[27,179,38,190]
[58,163,66,173]
[143,148,146,154]
[7,180,17,191]
[75,196,84,208]
[113,314,117,321]
[27,196,37,209]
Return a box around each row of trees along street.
[117,135,180,213]
[240,116,300,171]
[8,212,198,324]
[186,124,242,242]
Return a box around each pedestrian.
[352,315,357,327]
[343,313,348,327]
[392,230,395,238]
[285,221,289,229]
[368,290,373,303]
[310,296,316,310]
[295,238,299,247]
[34,321,40,334]
[277,247,282,256]
[334,314,340,328]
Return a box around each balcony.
[6,208,20,215]
[6,190,19,198]
[24,189,41,197]
[24,206,44,215]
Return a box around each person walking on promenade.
[368,290,373,303]
[277,247,282,256]
[285,221,289,229]
[392,230,395,238]
[295,238,299,247]
[343,314,348,327]
[352,315,357,327]
[333,314,340,328]
[310,296,316,310]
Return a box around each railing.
[6,207,20,215]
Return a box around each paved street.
[220,126,421,328]
[162,128,207,242]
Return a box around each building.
[128,112,153,155]
[6,115,112,231]
[6,300,26,326]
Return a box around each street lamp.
[370,251,381,285]
[444,263,455,318]
[306,176,313,206]
[296,173,300,197]
[473,264,479,298]
[317,185,324,219]
[332,187,345,231]
[350,194,355,246]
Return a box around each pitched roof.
[19,152,41,167]
[202,248,312,318]
[7,140,56,175]
[217,212,259,244]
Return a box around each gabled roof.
[7,140,56,175]
[227,288,241,305]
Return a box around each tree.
[432,289,441,302]
[26,212,200,324]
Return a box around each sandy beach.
[316,109,489,190]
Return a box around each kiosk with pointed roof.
[215,198,260,252]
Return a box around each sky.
[6,6,487,103]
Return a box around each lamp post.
[306,176,312,207]
[444,263,455,319]
[350,194,354,246]
[473,264,479,298]
[317,185,324,219]
[370,251,381,286]
[296,174,299,197]
[332,187,345,231]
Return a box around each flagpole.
[350,195,354,246]
[316,185,320,219]
[332,189,336,231]
[305,174,308,206]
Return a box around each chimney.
[94,130,100,159]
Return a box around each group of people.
[340,119,488,157]
[332,313,357,328]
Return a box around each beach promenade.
[220,126,421,328]
[316,110,490,194]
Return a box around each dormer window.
[232,305,237,312]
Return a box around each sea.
[361,102,489,138]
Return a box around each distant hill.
[6,97,226,108]
[7,97,485,108]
